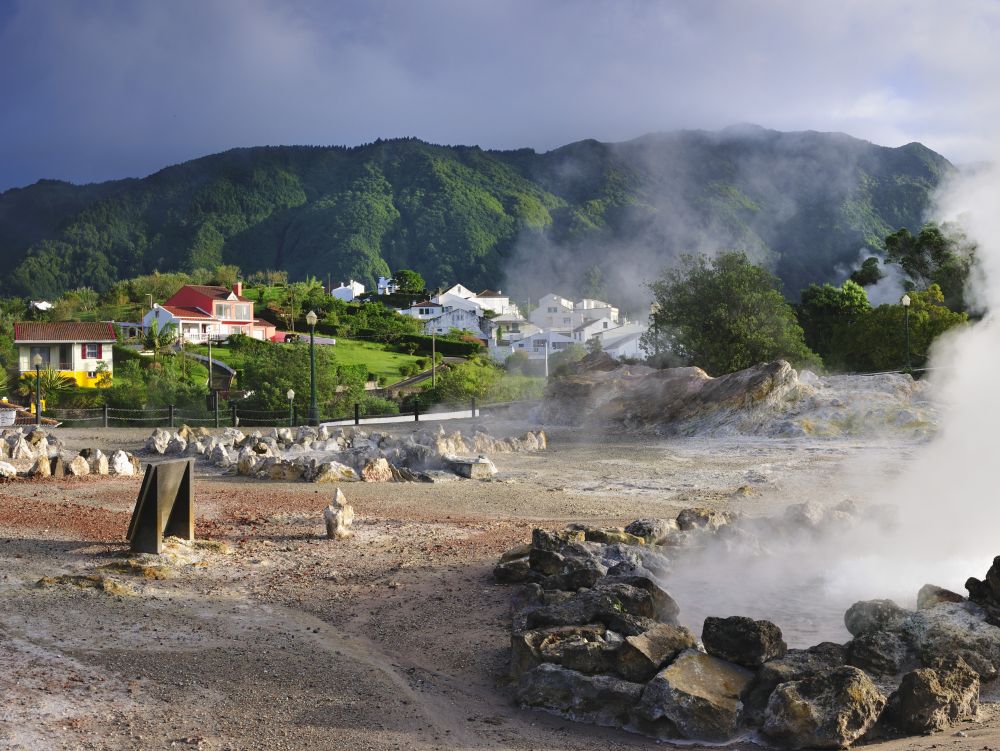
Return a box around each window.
[563,317,571,324]
[29,346,50,367]
[85,343,99,359]
[547,306,558,313]
[603,322,609,328]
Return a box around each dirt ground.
[0,422,991,750]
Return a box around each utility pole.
[544,335,549,378]
[431,328,436,388]
[207,336,213,389]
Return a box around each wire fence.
[41,396,527,429]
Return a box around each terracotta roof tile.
[14,321,116,342]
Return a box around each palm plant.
[18,369,76,407]
[143,320,178,363]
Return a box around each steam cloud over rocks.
[538,354,935,438]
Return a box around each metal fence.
[42,396,527,429]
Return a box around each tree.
[644,252,820,375]
[837,284,967,372]
[849,257,884,287]
[143,320,177,363]
[796,280,871,368]
[392,269,425,295]
[884,224,975,310]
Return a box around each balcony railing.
[20,362,75,372]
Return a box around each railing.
[42,397,532,429]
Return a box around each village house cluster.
[14,274,647,390]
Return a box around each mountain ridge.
[0,126,953,302]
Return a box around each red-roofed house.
[142,283,274,342]
[14,321,116,387]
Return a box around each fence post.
[414,397,420,422]
[103,403,109,428]
[231,403,237,427]
[213,392,220,428]
[168,404,175,428]
[471,397,476,418]
[354,402,360,426]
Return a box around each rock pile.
[496,507,991,747]
[0,427,140,480]
[538,357,936,437]
[146,424,546,483]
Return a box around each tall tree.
[644,252,820,375]
[392,269,426,294]
[796,280,871,368]
[884,224,975,310]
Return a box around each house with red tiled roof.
[13,321,116,387]
[141,283,275,342]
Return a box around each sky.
[1,0,999,192]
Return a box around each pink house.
[142,283,275,342]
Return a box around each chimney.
[234,281,242,297]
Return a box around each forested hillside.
[0,126,952,300]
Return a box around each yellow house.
[14,321,116,387]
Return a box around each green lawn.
[191,338,424,385]
[322,338,424,383]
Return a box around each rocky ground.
[0,421,994,750]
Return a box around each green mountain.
[0,125,952,301]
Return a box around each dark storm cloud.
[0,0,998,190]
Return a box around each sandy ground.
[0,422,992,750]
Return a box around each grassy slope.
[190,339,423,384]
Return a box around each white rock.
[0,461,16,478]
[146,428,172,454]
[109,450,135,476]
[323,488,355,539]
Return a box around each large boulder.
[522,582,656,631]
[632,649,753,742]
[512,624,623,678]
[846,630,916,677]
[514,662,643,728]
[267,460,304,481]
[624,518,679,545]
[361,457,394,482]
[917,584,965,610]
[762,666,886,749]
[312,461,359,483]
[676,507,734,532]
[900,601,1000,679]
[616,623,697,683]
[844,599,910,637]
[702,615,787,668]
[165,434,187,454]
[145,428,172,454]
[742,642,846,725]
[885,656,979,733]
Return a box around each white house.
[404,301,444,320]
[529,294,576,332]
[13,321,116,388]
[573,298,620,327]
[438,283,478,300]
[600,329,646,360]
[331,279,365,302]
[528,293,621,333]
[376,276,398,295]
[472,289,519,316]
[571,316,616,344]
[511,329,576,360]
[423,306,489,340]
